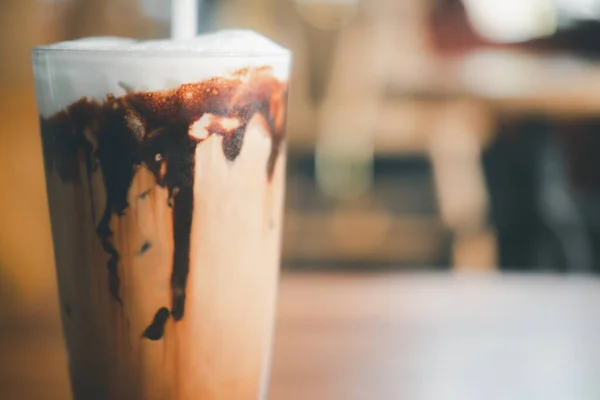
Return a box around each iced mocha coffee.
[33,30,290,400]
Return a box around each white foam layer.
[33,30,291,117]
[37,30,289,56]
[39,37,138,51]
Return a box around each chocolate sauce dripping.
[138,241,152,255]
[95,100,143,303]
[141,307,170,340]
[42,101,126,303]
[96,210,122,304]
[153,124,198,321]
[170,183,194,321]
[41,68,288,329]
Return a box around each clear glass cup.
[32,32,291,400]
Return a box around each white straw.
[171,0,199,40]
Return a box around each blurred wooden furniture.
[314,0,600,270]
[2,272,600,399]
[382,48,600,270]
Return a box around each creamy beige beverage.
[32,31,290,400]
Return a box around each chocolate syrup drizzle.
[142,307,170,341]
[41,68,288,333]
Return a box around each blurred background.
[3,0,600,314]
[2,1,600,399]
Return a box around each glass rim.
[31,47,292,59]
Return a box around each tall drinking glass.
[32,30,291,400]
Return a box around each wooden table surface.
[2,273,600,400]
